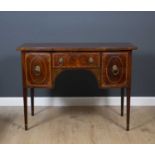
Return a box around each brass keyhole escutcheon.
[112,64,119,76]
[88,57,94,64]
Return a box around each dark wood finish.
[121,88,124,116]
[53,52,100,68]
[23,87,28,130]
[21,52,28,130]
[126,52,132,131]
[31,88,34,116]
[18,43,137,131]
[126,87,131,131]
[25,53,52,88]
[17,43,137,52]
[101,52,129,88]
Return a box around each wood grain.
[53,52,100,68]
[0,106,154,144]
[25,53,52,88]
[101,52,129,88]
[18,43,137,131]
[17,42,138,52]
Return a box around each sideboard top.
[17,42,137,52]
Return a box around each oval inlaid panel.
[25,53,52,87]
[106,56,123,83]
[30,56,47,83]
[101,52,128,88]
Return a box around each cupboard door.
[25,53,52,88]
[101,52,129,88]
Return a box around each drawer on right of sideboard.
[101,52,131,88]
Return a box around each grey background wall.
[0,11,154,97]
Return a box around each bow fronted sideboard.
[17,43,137,131]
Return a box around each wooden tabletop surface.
[17,42,138,52]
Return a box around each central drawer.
[52,52,100,68]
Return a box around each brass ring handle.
[88,57,94,63]
[112,65,119,76]
[34,65,41,75]
[58,57,64,64]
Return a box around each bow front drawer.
[52,52,100,68]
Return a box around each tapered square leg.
[126,87,131,131]
[30,88,34,116]
[121,88,124,116]
[23,87,28,130]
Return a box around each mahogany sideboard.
[17,43,137,131]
